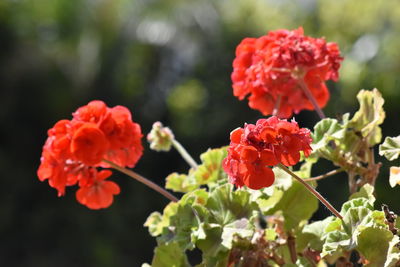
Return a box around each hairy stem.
[298,78,326,119]
[278,163,343,219]
[303,168,344,182]
[172,139,198,169]
[103,159,179,202]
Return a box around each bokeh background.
[1,0,400,266]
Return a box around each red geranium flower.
[37,100,143,209]
[76,170,120,210]
[232,27,343,118]
[223,116,312,190]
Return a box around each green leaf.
[302,216,335,250]
[311,118,343,159]
[165,172,198,193]
[165,147,228,193]
[295,154,318,179]
[379,136,400,161]
[384,235,400,267]
[322,230,351,257]
[144,202,179,237]
[205,184,258,226]
[193,148,228,186]
[256,188,284,214]
[221,218,255,249]
[272,166,293,190]
[194,223,230,267]
[349,88,385,146]
[341,197,374,216]
[357,227,393,267]
[266,181,318,231]
[151,242,190,267]
[349,183,375,204]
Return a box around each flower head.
[232,27,343,118]
[223,116,312,190]
[37,100,143,209]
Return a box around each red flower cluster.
[37,100,143,209]
[223,116,312,190]
[232,27,343,118]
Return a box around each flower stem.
[298,78,326,119]
[103,159,179,202]
[303,168,344,182]
[272,94,282,116]
[287,234,297,263]
[172,139,198,169]
[277,163,342,219]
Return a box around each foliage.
[141,88,400,266]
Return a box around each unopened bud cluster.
[147,122,175,152]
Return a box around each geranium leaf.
[302,216,335,251]
[151,242,191,267]
[379,136,400,161]
[266,181,318,231]
[349,183,375,205]
[349,88,385,146]
[193,148,228,187]
[357,227,393,266]
[206,184,258,226]
[165,172,198,193]
[384,235,400,267]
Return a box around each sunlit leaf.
[357,227,393,267]
[151,242,190,267]
[349,183,375,204]
[302,216,335,250]
[165,172,198,193]
[379,136,400,161]
[193,147,228,187]
[384,235,400,267]
[349,88,385,146]
[266,181,318,231]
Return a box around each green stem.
[277,163,343,219]
[172,139,198,169]
[298,78,326,119]
[103,159,179,202]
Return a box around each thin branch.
[103,159,179,202]
[303,168,344,182]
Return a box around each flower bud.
[147,122,175,152]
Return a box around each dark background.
[1,0,400,266]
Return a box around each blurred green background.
[1,0,400,266]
